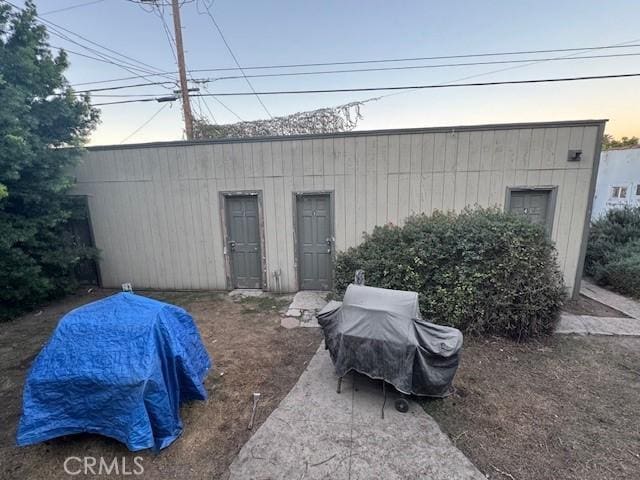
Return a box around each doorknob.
[326,237,332,253]
[229,240,236,251]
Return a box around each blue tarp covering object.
[16,293,211,451]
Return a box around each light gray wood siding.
[73,121,604,294]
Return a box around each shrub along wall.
[586,206,640,297]
[334,208,566,341]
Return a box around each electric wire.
[5,1,176,84]
[68,42,640,87]
[197,0,273,119]
[119,102,170,143]
[90,72,640,106]
[40,0,105,16]
[68,50,640,94]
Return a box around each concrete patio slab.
[227,346,483,480]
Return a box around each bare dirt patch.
[0,289,321,479]
[422,335,640,480]
[563,294,629,317]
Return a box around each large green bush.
[0,3,98,320]
[586,207,640,297]
[334,208,566,340]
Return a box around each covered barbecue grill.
[317,284,462,404]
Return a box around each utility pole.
[170,0,194,139]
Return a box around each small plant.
[334,207,566,340]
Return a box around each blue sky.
[19,0,640,144]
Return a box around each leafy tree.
[0,1,99,320]
[602,134,639,150]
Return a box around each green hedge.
[334,208,566,340]
[586,207,640,297]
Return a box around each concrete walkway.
[556,279,640,336]
[227,346,483,480]
[581,279,640,319]
[556,313,640,336]
[281,291,328,328]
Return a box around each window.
[610,186,628,199]
[636,184,640,196]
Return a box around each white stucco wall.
[592,148,640,220]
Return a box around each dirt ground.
[0,289,321,480]
[423,335,640,480]
[563,294,629,317]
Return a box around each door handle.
[326,237,332,253]
[229,240,236,251]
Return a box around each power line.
[48,25,168,80]
[186,43,640,75]
[197,0,273,119]
[90,72,640,105]
[120,103,170,143]
[199,96,218,124]
[375,37,640,102]
[47,24,164,77]
[154,4,180,67]
[68,42,640,87]
[41,0,105,15]
[51,45,179,86]
[75,80,178,93]
[200,82,243,121]
[68,41,640,87]
[4,0,175,85]
[200,51,640,83]
[196,72,640,96]
[68,50,640,94]
[5,0,174,82]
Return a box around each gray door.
[297,194,332,290]
[226,196,262,289]
[508,189,552,234]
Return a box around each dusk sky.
[16,0,640,145]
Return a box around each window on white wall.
[636,184,640,196]
[610,186,628,199]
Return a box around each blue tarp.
[16,293,212,451]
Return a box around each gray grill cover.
[317,285,462,397]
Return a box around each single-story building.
[72,119,606,298]
[591,146,640,220]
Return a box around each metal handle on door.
[326,237,332,253]
[229,240,236,251]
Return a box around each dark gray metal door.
[226,196,262,289]
[297,194,332,290]
[509,190,552,233]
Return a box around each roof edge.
[88,119,608,151]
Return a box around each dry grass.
[0,289,321,479]
[423,335,640,480]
